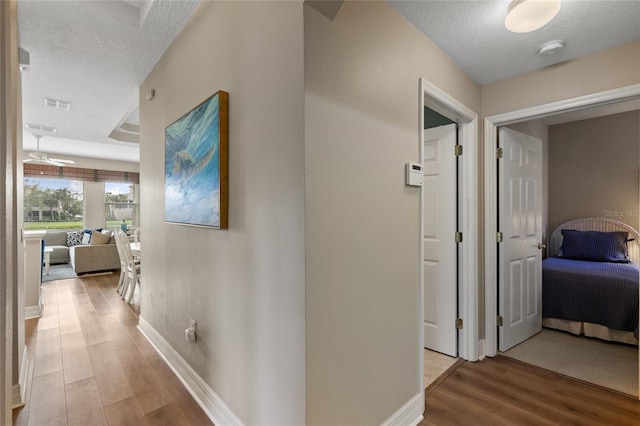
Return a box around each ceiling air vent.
[43,97,71,111]
[25,123,56,133]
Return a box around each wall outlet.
[185,319,197,343]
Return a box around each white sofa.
[43,229,120,274]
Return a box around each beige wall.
[548,111,640,233]
[139,2,305,424]
[305,2,480,424]
[482,40,640,117]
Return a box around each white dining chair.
[114,230,129,297]
[116,229,141,303]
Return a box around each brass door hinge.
[456,318,463,330]
[497,147,504,158]
[497,232,503,242]
[497,316,504,327]
[455,231,463,243]
[455,145,463,156]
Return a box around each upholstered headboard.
[548,217,640,264]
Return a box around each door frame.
[418,78,479,396]
[483,83,640,358]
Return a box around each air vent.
[43,97,71,111]
[25,123,56,133]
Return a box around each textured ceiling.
[18,0,200,162]
[18,1,640,162]
[389,0,640,85]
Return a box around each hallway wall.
[139,2,305,424]
[304,2,481,424]
[482,40,640,117]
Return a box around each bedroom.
[501,105,640,396]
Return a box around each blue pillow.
[560,230,630,263]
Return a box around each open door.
[498,127,543,351]
[423,124,458,356]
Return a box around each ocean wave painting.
[165,91,228,228]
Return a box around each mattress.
[542,257,639,338]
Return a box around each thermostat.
[405,162,423,187]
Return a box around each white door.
[498,127,543,351]
[423,124,458,356]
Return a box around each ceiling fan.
[23,134,75,167]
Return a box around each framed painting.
[165,90,228,228]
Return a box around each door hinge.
[496,147,503,158]
[455,144,463,156]
[497,231,503,242]
[455,231,463,243]
[456,318,463,330]
[497,316,504,327]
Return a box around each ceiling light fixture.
[505,0,561,33]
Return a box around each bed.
[542,217,639,345]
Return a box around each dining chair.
[116,229,141,303]
[114,229,129,297]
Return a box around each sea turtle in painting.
[172,142,216,184]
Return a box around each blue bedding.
[542,257,639,338]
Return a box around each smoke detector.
[538,40,565,56]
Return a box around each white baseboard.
[19,345,29,402]
[12,384,24,409]
[25,304,42,319]
[137,316,244,426]
[381,393,424,426]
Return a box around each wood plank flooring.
[12,273,213,426]
[16,272,640,425]
[421,356,640,425]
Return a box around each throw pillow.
[559,229,630,262]
[66,231,83,247]
[82,232,91,245]
[89,231,111,245]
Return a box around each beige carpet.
[501,328,638,396]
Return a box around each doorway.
[418,78,479,395]
[484,83,640,397]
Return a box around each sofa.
[43,229,120,274]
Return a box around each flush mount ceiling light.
[505,0,561,33]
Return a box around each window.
[23,178,83,230]
[105,182,139,230]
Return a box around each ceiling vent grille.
[25,123,56,133]
[43,97,71,111]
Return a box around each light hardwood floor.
[12,273,213,426]
[420,356,640,425]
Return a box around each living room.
[25,162,140,280]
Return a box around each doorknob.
[537,243,547,250]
